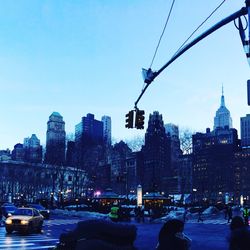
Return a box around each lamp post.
[137,185,142,207]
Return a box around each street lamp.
[192,188,197,204]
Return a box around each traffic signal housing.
[125,110,134,128]
[135,110,145,129]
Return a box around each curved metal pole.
[135,6,248,108]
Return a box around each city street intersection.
[0,214,232,250]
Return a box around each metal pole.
[134,6,248,106]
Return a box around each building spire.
[221,84,225,107]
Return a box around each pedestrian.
[229,216,250,250]
[197,207,203,222]
[183,208,188,223]
[156,218,191,250]
[228,206,233,223]
[243,207,249,226]
[109,203,119,222]
[225,206,228,220]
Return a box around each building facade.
[192,127,239,203]
[102,116,112,147]
[23,134,42,163]
[45,112,66,165]
[241,114,250,148]
[213,87,232,130]
[142,111,170,194]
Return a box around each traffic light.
[125,110,134,128]
[135,110,145,129]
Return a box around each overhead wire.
[172,0,226,58]
[149,0,176,69]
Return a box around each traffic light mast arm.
[134,5,249,108]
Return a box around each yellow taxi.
[5,207,44,234]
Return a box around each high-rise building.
[164,123,182,194]
[240,114,250,147]
[192,127,239,202]
[45,112,66,165]
[75,113,104,165]
[214,87,232,130]
[75,113,103,147]
[23,134,42,163]
[102,116,111,146]
[142,111,170,193]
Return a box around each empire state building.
[213,87,232,130]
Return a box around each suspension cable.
[149,0,176,69]
[173,0,226,57]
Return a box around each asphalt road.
[0,215,231,249]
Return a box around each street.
[0,215,232,249]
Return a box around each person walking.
[243,207,249,226]
[109,204,119,222]
[228,206,233,223]
[224,206,228,220]
[183,207,188,223]
[229,216,250,250]
[156,218,191,250]
[197,207,203,222]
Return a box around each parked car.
[1,204,17,218]
[28,204,50,219]
[5,207,44,234]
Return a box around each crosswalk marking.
[0,220,63,249]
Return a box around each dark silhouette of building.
[12,143,25,161]
[233,148,250,205]
[75,113,104,165]
[23,134,42,163]
[110,141,132,194]
[141,111,170,194]
[44,112,66,165]
[66,140,75,166]
[240,114,250,148]
[192,127,240,203]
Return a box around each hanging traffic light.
[135,110,145,129]
[125,110,134,128]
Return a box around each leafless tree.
[179,128,194,155]
[125,135,144,152]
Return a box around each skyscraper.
[142,111,170,193]
[241,114,250,147]
[45,112,66,165]
[75,113,104,165]
[75,113,103,147]
[102,115,111,146]
[214,87,233,130]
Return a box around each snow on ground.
[51,205,243,224]
[154,206,227,223]
[51,209,109,219]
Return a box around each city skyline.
[0,0,249,149]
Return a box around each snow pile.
[202,206,219,215]
[51,209,108,219]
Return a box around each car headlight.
[21,220,29,225]
[5,219,12,225]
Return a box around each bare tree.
[125,135,144,152]
[179,128,194,154]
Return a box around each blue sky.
[0,0,249,149]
